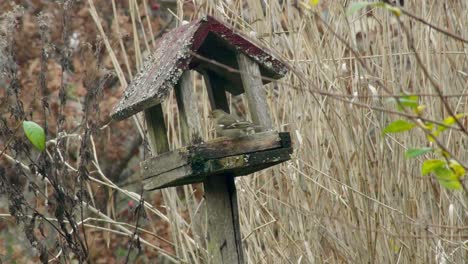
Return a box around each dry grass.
[81,0,467,263]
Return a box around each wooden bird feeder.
[111,16,291,263]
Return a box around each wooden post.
[144,104,170,154]
[174,70,206,254]
[204,174,244,264]
[202,71,245,264]
[236,53,273,129]
[175,71,203,144]
[144,104,186,259]
[202,70,230,114]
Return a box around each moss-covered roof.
[111,16,288,121]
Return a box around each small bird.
[209,109,259,138]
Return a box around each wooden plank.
[203,66,242,263]
[144,165,193,191]
[143,103,179,260]
[140,150,189,179]
[140,131,286,179]
[175,71,203,145]
[204,175,244,264]
[202,70,230,113]
[236,53,272,129]
[210,147,292,176]
[144,146,292,189]
[111,20,202,121]
[194,147,292,179]
[144,104,170,155]
[189,131,283,159]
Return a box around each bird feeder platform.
[141,131,292,190]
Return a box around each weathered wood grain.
[202,70,230,113]
[141,151,188,180]
[204,175,244,264]
[142,134,292,190]
[175,71,203,145]
[144,104,169,155]
[144,165,193,190]
[236,53,273,129]
[202,65,245,263]
[140,131,285,179]
[143,147,292,189]
[190,131,283,159]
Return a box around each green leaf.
[449,160,465,179]
[396,95,419,110]
[424,122,434,131]
[438,113,466,132]
[438,179,462,190]
[425,162,462,189]
[433,166,456,181]
[415,105,426,115]
[405,148,433,158]
[426,131,440,142]
[382,120,415,134]
[346,2,372,16]
[23,121,46,151]
[421,159,445,176]
[444,113,465,125]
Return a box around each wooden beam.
[141,131,283,178]
[202,68,244,263]
[202,70,230,113]
[141,150,188,180]
[236,53,272,129]
[141,131,286,178]
[144,165,193,190]
[175,71,203,145]
[143,147,292,190]
[204,175,244,264]
[144,104,169,155]
[190,131,285,159]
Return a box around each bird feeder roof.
[111,16,288,121]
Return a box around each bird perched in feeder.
[209,109,259,138]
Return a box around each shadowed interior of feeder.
[191,32,278,96]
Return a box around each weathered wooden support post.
[202,69,244,263]
[237,54,273,130]
[110,16,291,263]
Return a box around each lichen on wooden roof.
[111,16,288,121]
